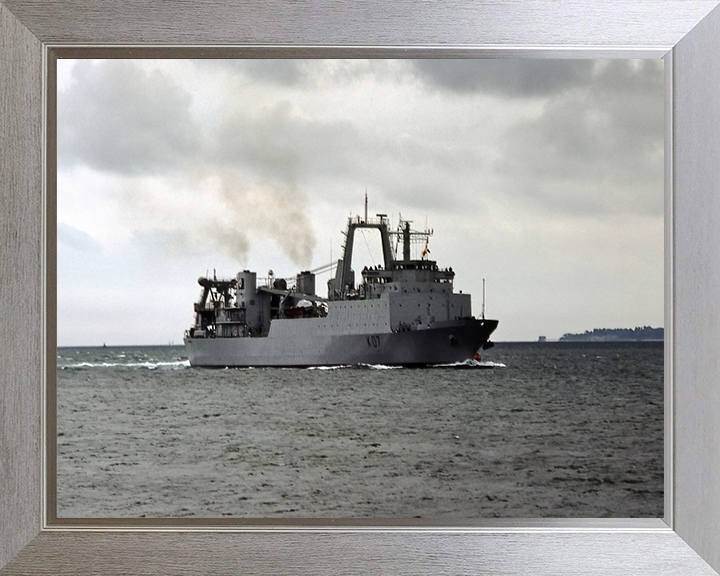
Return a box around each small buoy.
[473,352,481,362]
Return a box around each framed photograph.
[2,1,720,574]
[51,55,666,522]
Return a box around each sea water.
[56,341,663,518]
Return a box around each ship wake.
[61,360,190,370]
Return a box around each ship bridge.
[327,204,452,300]
[362,260,454,283]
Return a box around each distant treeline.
[559,326,664,342]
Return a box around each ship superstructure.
[184,207,498,367]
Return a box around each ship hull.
[184,318,498,367]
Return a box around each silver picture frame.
[2,1,720,574]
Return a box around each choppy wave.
[432,359,506,369]
[307,361,502,370]
[307,365,353,371]
[61,360,190,370]
[306,363,403,371]
[60,358,503,371]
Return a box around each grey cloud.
[210,99,486,214]
[196,59,308,86]
[58,60,485,216]
[58,223,100,252]
[58,59,661,271]
[411,59,595,97]
[495,60,664,216]
[320,60,400,85]
[242,59,305,85]
[58,62,319,268]
[211,100,355,184]
[58,61,200,175]
[196,59,402,90]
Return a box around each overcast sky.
[57,58,664,346]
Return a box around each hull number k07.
[366,335,381,348]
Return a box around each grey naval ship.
[184,206,498,367]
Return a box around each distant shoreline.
[557,326,664,342]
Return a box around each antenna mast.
[482,278,486,319]
[364,190,368,222]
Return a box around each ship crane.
[281,261,335,284]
